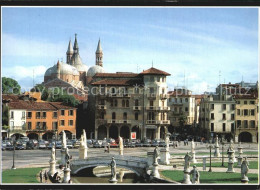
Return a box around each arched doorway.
[42,131,54,141]
[109,125,118,139]
[120,125,130,139]
[27,133,39,140]
[160,126,165,139]
[239,132,252,142]
[131,126,141,140]
[168,125,174,134]
[98,125,107,140]
[11,133,24,140]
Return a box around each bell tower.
[66,39,73,64]
[96,38,103,67]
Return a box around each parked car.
[73,140,81,148]
[56,141,62,149]
[38,142,46,149]
[109,142,119,148]
[151,140,160,147]
[46,142,55,149]
[6,144,14,151]
[135,141,143,147]
[128,141,136,148]
[2,145,6,151]
[15,143,26,150]
[159,141,166,147]
[67,141,73,149]
[143,139,151,147]
[26,141,36,150]
[93,141,102,148]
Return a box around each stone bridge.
[70,155,149,178]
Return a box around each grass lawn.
[191,161,258,169]
[161,170,258,184]
[2,168,42,183]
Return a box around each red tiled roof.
[94,73,140,78]
[8,101,76,110]
[72,94,88,102]
[49,102,77,109]
[2,94,20,102]
[140,67,171,76]
[91,79,143,86]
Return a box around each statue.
[241,157,249,183]
[184,152,192,171]
[191,139,195,153]
[190,165,200,184]
[51,144,55,161]
[62,131,67,148]
[80,135,84,147]
[119,136,123,155]
[153,146,160,164]
[65,148,70,167]
[110,157,117,180]
[165,133,170,150]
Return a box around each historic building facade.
[90,67,171,140]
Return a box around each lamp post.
[11,136,16,169]
[208,144,213,172]
[221,142,225,167]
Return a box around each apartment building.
[90,67,171,140]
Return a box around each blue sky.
[2,7,258,94]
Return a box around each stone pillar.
[60,148,67,166]
[151,162,160,178]
[143,127,147,140]
[183,168,192,184]
[79,146,88,159]
[226,149,235,173]
[164,126,168,135]
[214,135,220,157]
[252,135,257,143]
[94,128,98,140]
[106,127,109,139]
[160,148,170,165]
[191,140,197,163]
[62,167,71,183]
[235,135,239,143]
[48,159,56,176]
[119,170,125,182]
[203,156,207,171]
[237,144,243,167]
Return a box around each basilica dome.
[87,65,105,77]
[44,61,79,77]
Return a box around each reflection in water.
[71,169,143,184]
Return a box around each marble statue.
[51,145,55,161]
[110,157,117,179]
[62,130,67,148]
[153,146,160,164]
[241,157,249,183]
[65,148,70,166]
[184,152,192,172]
[119,136,123,155]
[191,140,195,153]
[190,165,200,184]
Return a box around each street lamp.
[221,142,225,167]
[11,135,16,169]
[208,144,213,172]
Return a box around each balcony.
[133,106,142,111]
[97,119,107,125]
[107,119,131,124]
[108,94,130,98]
[160,94,168,99]
[97,105,107,109]
[145,106,170,111]
[147,93,156,100]
[146,120,170,125]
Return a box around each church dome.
[75,64,89,73]
[44,62,79,77]
[87,65,105,77]
[44,67,53,77]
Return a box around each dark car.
[26,141,36,150]
[151,140,160,147]
[47,142,55,149]
[15,144,25,150]
[6,144,14,151]
[143,139,151,147]
[159,141,166,147]
[93,141,102,148]
[56,142,62,149]
[2,145,6,151]
[135,141,143,147]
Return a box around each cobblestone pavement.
[2,142,258,170]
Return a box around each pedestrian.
[44,170,48,183]
[39,170,43,183]
[104,144,108,153]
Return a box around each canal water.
[71,167,145,184]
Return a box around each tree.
[31,84,49,101]
[2,104,9,126]
[2,77,21,94]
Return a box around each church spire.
[96,38,103,67]
[66,39,73,64]
[73,33,79,54]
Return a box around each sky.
[1,7,259,94]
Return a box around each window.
[36,112,41,119]
[42,112,46,118]
[180,98,183,103]
[60,120,65,126]
[231,104,235,110]
[211,123,214,132]
[237,109,240,115]
[244,120,248,128]
[223,104,226,110]
[237,120,241,128]
[22,111,25,119]
[69,110,74,116]
[27,112,32,118]
[250,101,255,104]
[42,122,46,130]
[150,76,154,82]
[69,120,74,126]
[185,98,188,102]
[36,122,41,129]
[53,112,57,118]
[157,77,160,82]
[251,109,255,116]
[52,122,58,130]
[244,101,247,105]
[185,107,188,112]
[126,100,129,107]
[150,100,153,107]
[101,112,105,119]
[135,99,139,106]
[27,122,32,130]
[250,120,255,128]
[10,121,14,127]
[114,100,118,107]
[231,114,235,120]
[222,114,226,120]
[122,100,125,107]
[211,113,214,120]
[112,112,116,120]
[244,109,248,116]
[123,112,127,120]
[222,123,226,132]
[110,100,113,107]
[162,88,165,94]
[149,87,154,94]
[174,107,177,112]
[237,101,240,104]
[134,88,139,94]
[179,107,183,113]
[135,113,138,120]
[61,110,65,116]
[10,111,14,119]
[231,123,235,132]
[211,104,214,110]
